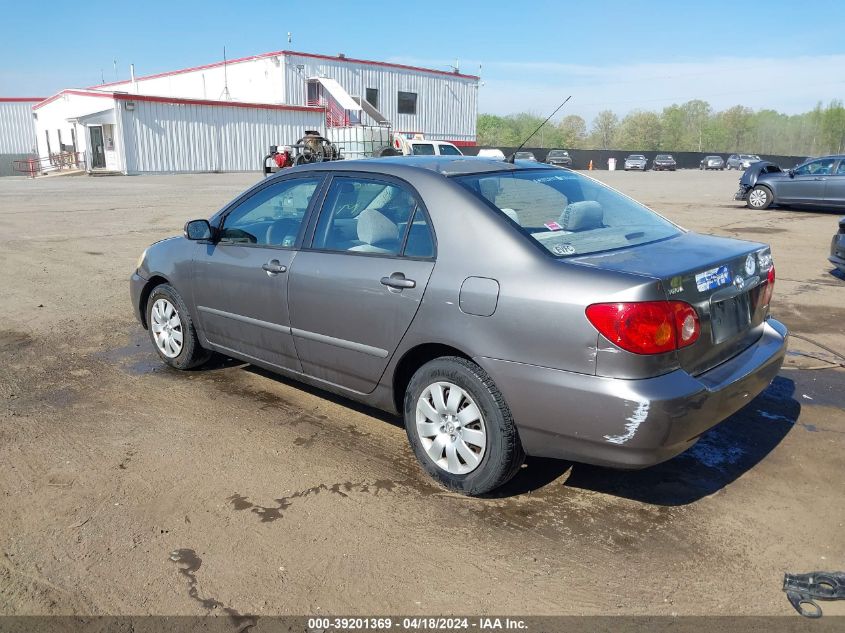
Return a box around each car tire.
[747,186,773,210]
[146,284,211,370]
[403,356,525,496]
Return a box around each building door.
[89,126,106,168]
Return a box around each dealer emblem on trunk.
[745,254,757,276]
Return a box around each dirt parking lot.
[0,169,843,618]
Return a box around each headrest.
[357,209,399,245]
[478,178,499,203]
[560,200,603,231]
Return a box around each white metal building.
[0,97,42,176]
[95,50,479,145]
[25,49,478,175]
[33,90,325,174]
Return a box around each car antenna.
[506,96,572,163]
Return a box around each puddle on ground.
[227,479,400,523]
[169,548,257,630]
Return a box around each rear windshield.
[628,155,645,160]
[548,150,569,157]
[454,170,681,258]
[656,154,672,159]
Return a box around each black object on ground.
[783,571,845,617]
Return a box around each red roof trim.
[32,90,114,110]
[33,89,324,113]
[0,97,46,103]
[89,49,479,90]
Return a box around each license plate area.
[710,292,751,344]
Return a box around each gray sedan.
[624,154,648,171]
[131,157,787,495]
[737,155,845,210]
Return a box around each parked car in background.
[736,155,845,210]
[653,154,677,171]
[130,156,786,495]
[403,139,463,156]
[546,149,573,168]
[830,217,845,274]
[514,151,537,161]
[477,148,506,161]
[727,154,762,170]
[624,154,648,171]
[700,155,725,170]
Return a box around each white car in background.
[477,148,506,160]
[727,154,762,170]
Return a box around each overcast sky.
[1,0,842,123]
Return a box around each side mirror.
[184,219,214,240]
[787,169,795,178]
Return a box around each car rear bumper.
[130,271,148,327]
[479,318,787,469]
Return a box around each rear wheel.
[146,284,211,369]
[404,357,524,495]
[747,186,773,210]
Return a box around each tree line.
[477,100,845,157]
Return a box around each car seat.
[559,201,604,231]
[349,209,400,254]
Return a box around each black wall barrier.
[463,147,808,170]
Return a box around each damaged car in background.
[131,156,787,495]
[736,155,845,210]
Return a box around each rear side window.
[402,208,435,258]
[311,178,420,256]
[455,170,681,258]
[438,144,462,156]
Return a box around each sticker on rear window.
[553,243,575,256]
[544,221,563,231]
[695,265,732,292]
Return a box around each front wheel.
[404,357,525,495]
[747,186,773,210]
[146,284,211,369]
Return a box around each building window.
[365,88,379,109]
[397,91,417,115]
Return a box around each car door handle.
[380,273,416,289]
[262,259,287,274]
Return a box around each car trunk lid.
[570,232,773,376]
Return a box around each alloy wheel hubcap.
[151,298,183,358]
[749,190,767,207]
[416,382,486,475]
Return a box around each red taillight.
[760,266,775,307]
[585,301,700,355]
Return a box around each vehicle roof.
[406,139,458,146]
[281,155,554,177]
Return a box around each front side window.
[398,91,417,115]
[438,144,462,156]
[311,178,423,256]
[411,143,435,156]
[455,170,681,258]
[219,177,322,247]
[795,158,836,176]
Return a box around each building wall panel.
[0,101,38,154]
[119,100,324,174]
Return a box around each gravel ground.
[0,168,843,618]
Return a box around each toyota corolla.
[130,157,787,495]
